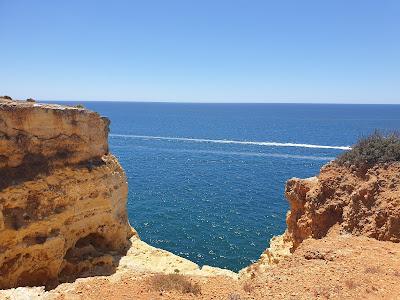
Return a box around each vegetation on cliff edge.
[336,131,400,168]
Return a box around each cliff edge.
[244,161,400,277]
[0,98,134,288]
[239,161,400,299]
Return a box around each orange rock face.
[0,99,133,289]
[242,161,400,279]
[285,163,400,249]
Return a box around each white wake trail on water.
[110,134,351,150]
[128,146,335,161]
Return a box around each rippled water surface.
[48,102,400,271]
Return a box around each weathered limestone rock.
[0,99,134,289]
[239,233,292,277]
[243,161,400,277]
[285,163,400,249]
[0,99,109,190]
[117,237,238,279]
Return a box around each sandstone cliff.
[285,162,400,247]
[242,161,400,283]
[0,100,110,186]
[0,98,134,288]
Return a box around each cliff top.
[335,131,400,169]
[0,97,99,114]
[0,97,110,190]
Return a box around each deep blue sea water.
[47,102,400,271]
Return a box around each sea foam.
[129,146,335,161]
[110,134,351,150]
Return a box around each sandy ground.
[248,229,400,299]
[32,228,398,300]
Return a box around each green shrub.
[336,131,400,168]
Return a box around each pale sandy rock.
[0,153,134,289]
[239,233,292,277]
[117,237,199,274]
[0,99,133,289]
[117,237,238,279]
[0,286,46,300]
[0,99,109,172]
[192,265,238,279]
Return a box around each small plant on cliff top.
[149,273,201,295]
[336,131,400,169]
[228,293,242,300]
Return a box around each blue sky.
[0,0,399,103]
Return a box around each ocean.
[47,102,400,271]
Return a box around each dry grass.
[228,293,242,300]
[313,287,331,299]
[365,266,380,274]
[149,273,201,295]
[242,281,254,293]
[344,279,358,290]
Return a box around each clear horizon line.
[40,99,400,105]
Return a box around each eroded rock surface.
[0,99,109,191]
[285,162,400,249]
[0,99,133,289]
[243,161,400,279]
